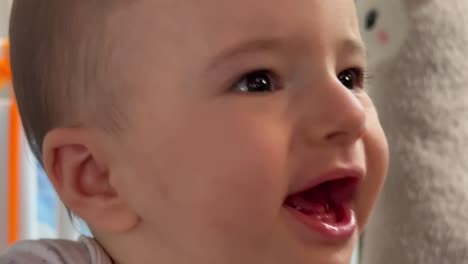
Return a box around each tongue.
[285,179,358,223]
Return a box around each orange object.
[0,39,11,87]
[0,38,20,244]
[7,101,20,244]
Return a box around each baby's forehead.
[110,0,360,54]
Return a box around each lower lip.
[285,204,356,240]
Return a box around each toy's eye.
[365,9,378,30]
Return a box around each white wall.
[352,240,359,264]
[0,99,10,248]
[0,0,12,37]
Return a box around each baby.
[1,0,388,263]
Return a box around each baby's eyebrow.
[338,37,367,60]
[207,36,367,72]
[207,37,287,70]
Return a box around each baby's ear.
[42,128,139,233]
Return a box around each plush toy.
[357,0,468,263]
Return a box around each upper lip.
[288,166,365,196]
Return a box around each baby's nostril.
[365,9,378,30]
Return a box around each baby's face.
[108,0,388,263]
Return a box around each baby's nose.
[300,78,366,146]
[324,98,366,146]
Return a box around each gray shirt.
[0,236,112,264]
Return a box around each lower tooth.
[315,212,336,223]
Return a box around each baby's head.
[10,1,388,263]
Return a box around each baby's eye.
[338,68,364,90]
[233,70,279,93]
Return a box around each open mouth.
[284,177,359,240]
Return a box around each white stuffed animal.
[357,0,468,263]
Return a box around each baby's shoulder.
[0,236,111,264]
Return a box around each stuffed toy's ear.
[356,0,409,67]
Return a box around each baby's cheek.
[203,127,289,233]
[216,144,285,215]
[356,117,388,229]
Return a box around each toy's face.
[356,0,409,67]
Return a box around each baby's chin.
[289,237,357,264]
